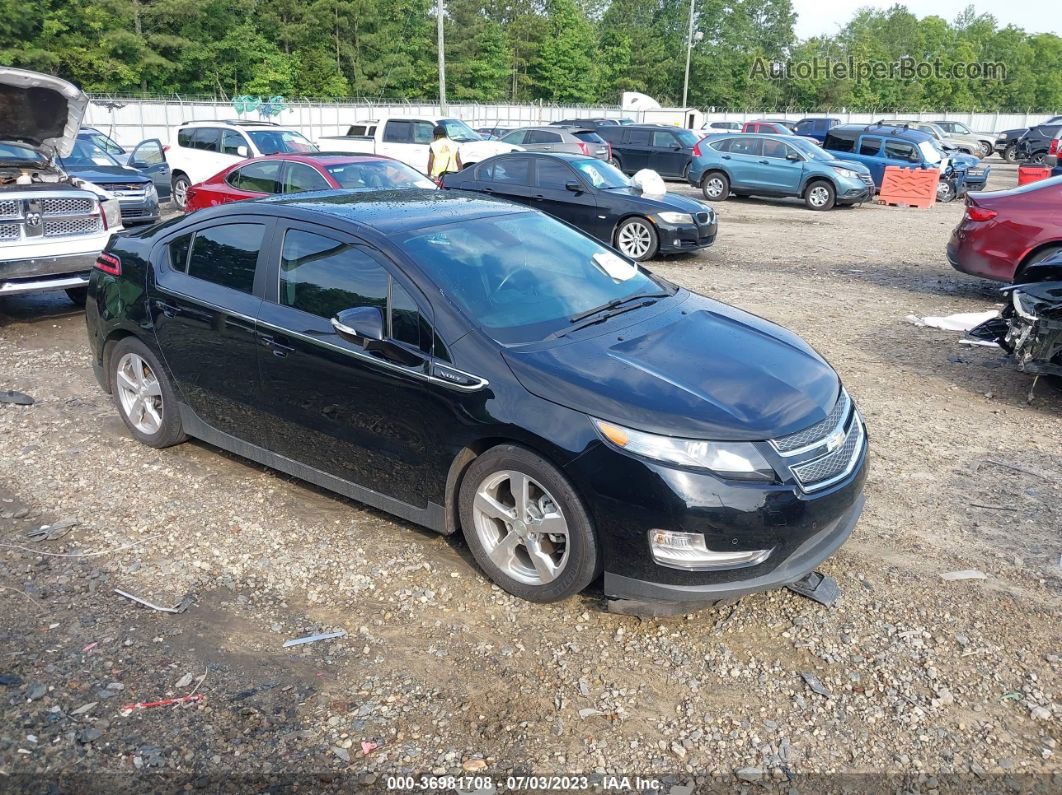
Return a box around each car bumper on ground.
[656,217,718,254]
[564,420,869,614]
[0,251,98,295]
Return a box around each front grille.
[774,389,850,453]
[859,174,874,186]
[791,421,864,491]
[100,183,145,193]
[0,223,19,240]
[120,207,147,218]
[44,216,102,237]
[40,197,94,216]
[0,199,19,218]
[695,211,710,223]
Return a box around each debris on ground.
[786,570,841,606]
[905,310,999,331]
[282,630,346,648]
[801,672,831,697]
[114,589,194,613]
[360,741,379,755]
[25,518,78,542]
[120,694,204,713]
[940,570,988,581]
[0,390,34,406]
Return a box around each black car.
[594,125,701,179]
[1017,123,1062,164]
[85,189,868,612]
[996,117,1062,162]
[551,118,633,129]
[441,153,717,261]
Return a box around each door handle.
[259,334,295,357]
[721,155,731,160]
[533,194,545,200]
[758,159,769,164]
[483,187,495,193]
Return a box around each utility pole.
[437,0,447,112]
[681,0,696,110]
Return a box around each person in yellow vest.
[427,124,462,184]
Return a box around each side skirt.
[178,404,447,533]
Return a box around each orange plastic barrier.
[1018,165,1051,186]
[877,166,938,208]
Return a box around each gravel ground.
[1,162,1060,792]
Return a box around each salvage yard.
[1,163,1060,787]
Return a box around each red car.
[184,153,435,212]
[947,176,1062,282]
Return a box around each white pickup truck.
[319,117,521,173]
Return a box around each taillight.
[1050,138,1060,156]
[577,141,590,155]
[95,253,121,275]
[965,206,997,222]
[693,141,701,157]
[162,145,170,153]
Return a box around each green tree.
[533,0,597,103]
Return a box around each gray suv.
[499,126,610,162]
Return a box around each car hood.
[0,67,87,158]
[59,164,149,183]
[502,293,839,440]
[603,188,711,214]
[822,159,871,174]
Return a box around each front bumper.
[117,197,161,225]
[0,251,98,295]
[656,218,718,253]
[837,185,872,204]
[605,493,865,610]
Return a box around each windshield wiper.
[568,291,669,324]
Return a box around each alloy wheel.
[703,176,725,199]
[808,185,831,208]
[173,178,189,209]
[115,352,164,435]
[616,221,653,259]
[936,180,953,203]
[471,470,569,586]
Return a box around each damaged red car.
[946,175,1062,283]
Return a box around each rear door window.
[228,161,282,193]
[191,128,221,152]
[492,157,531,185]
[858,137,882,156]
[187,223,265,294]
[729,137,762,156]
[626,129,651,146]
[651,131,678,148]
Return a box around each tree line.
[1,0,1060,111]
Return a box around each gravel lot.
[1,162,1060,791]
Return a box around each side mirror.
[910,153,921,163]
[236,145,250,158]
[786,152,802,161]
[331,306,384,344]
[565,180,583,192]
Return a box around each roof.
[260,188,525,235]
[829,123,935,142]
[241,152,394,165]
[179,120,297,130]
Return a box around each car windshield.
[918,141,943,164]
[247,129,318,155]
[439,119,483,142]
[325,160,436,190]
[951,122,971,134]
[59,139,122,168]
[675,130,700,147]
[0,141,48,165]
[790,138,836,161]
[83,131,124,156]
[399,212,669,344]
[572,158,630,189]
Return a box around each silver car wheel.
[116,353,164,435]
[616,220,652,259]
[173,178,188,209]
[472,469,569,586]
[936,180,953,203]
[703,177,725,199]
[808,185,831,207]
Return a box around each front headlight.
[656,211,694,225]
[101,198,122,229]
[593,418,776,481]
[1012,289,1040,321]
[834,167,858,179]
[144,182,157,200]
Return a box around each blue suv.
[792,117,842,143]
[822,124,974,203]
[688,133,874,210]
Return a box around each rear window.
[572,131,605,144]
[187,223,265,294]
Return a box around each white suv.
[168,121,318,209]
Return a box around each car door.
[379,120,419,169]
[725,136,766,189]
[280,161,332,194]
[149,217,273,446]
[649,130,687,177]
[128,139,172,200]
[480,156,532,204]
[852,136,885,184]
[622,128,652,172]
[525,129,566,153]
[758,139,803,193]
[254,222,444,504]
[529,157,600,237]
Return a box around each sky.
[792,0,1058,40]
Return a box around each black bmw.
[442,153,717,262]
[85,189,866,612]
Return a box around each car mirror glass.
[236,145,250,158]
[565,180,582,192]
[332,306,384,344]
[786,153,802,161]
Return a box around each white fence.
[83,96,1060,147]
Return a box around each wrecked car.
[971,275,1062,382]
[0,67,122,305]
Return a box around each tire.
[65,287,87,306]
[614,216,659,261]
[172,174,191,211]
[979,142,993,159]
[458,445,599,603]
[611,155,624,173]
[700,171,729,201]
[804,180,836,211]
[1030,151,1046,165]
[936,179,955,203]
[108,337,186,449]
[1003,144,1018,163]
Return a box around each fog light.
[649,530,771,571]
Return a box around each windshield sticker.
[592,252,638,282]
